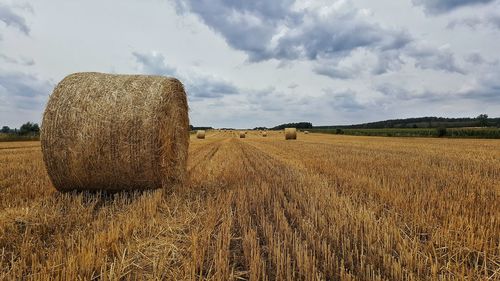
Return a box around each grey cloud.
[314,64,360,79]
[323,89,365,111]
[372,50,404,75]
[412,0,495,14]
[175,1,465,77]
[465,53,485,65]
[0,54,35,66]
[273,9,411,61]
[375,83,443,102]
[0,71,52,111]
[245,87,289,112]
[461,86,500,102]
[447,12,500,29]
[317,42,464,78]
[375,67,500,106]
[175,0,412,62]
[406,44,465,74]
[371,43,466,75]
[133,51,238,99]
[132,51,177,76]
[459,62,500,101]
[188,76,238,99]
[0,3,31,35]
[174,0,296,61]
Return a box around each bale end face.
[197,130,206,139]
[239,131,246,138]
[285,128,297,140]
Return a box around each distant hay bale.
[304,131,309,134]
[285,128,297,140]
[197,130,206,139]
[41,72,189,192]
[239,131,246,138]
[262,131,267,137]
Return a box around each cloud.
[0,3,31,35]
[245,87,289,112]
[322,88,365,111]
[412,0,495,15]
[314,41,466,77]
[187,75,238,98]
[375,83,444,103]
[273,5,411,61]
[131,51,177,76]
[0,54,35,66]
[0,70,52,112]
[314,63,360,79]
[447,12,500,29]
[132,51,238,99]
[374,58,500,106]
[372,50,404,75]
[458,61,500,102]
[175,0,412,62]
[175,0,467,77]
[405,43,465,74]
[465,52,486,65]
[174,0,294,62]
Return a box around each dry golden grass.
[1,131,499,280]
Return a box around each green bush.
[436,127,447,137]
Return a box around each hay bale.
[239,131,246,138]
[285,128,297,140]
[197,130,206,139]
[41,72,189,192]
[304,131,309,134]
[262,131,267,137]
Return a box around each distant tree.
[335,128,344,134]
[19,122,40,135]
[477,114,489,127]
[191,126,213,131]
[1,126,10,133]
[272,122,312,130]
[412,124,418,128]
[32,123,40,133]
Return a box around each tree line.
[315,115,498,129]
[1,122,40,135]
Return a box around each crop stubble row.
[0,132,499,280]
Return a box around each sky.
[0,0,499,128]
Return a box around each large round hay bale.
[239,131,246,138]
[197,130,206,139]
[41,72,189,192]
[262,131,267,137]
[285,128,297,140]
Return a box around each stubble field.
[0,131,499,280]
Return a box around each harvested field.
[1,131,499,280]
